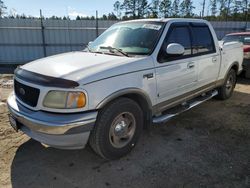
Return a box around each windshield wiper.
[99,46,129,57]
[85,44,93,52]
[83,45,103,54]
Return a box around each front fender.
[96,88,152,110]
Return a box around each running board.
[153,90,218,124]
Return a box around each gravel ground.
[0,76,249,188]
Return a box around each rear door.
[190,23,220,87]
[155,23,198,106]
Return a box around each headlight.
[43,91,86,109]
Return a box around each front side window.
[158,26,192,63]
[191,26,216,55]
[88,21,165,56]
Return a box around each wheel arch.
[96,88,153,128]
[229,62,239,75]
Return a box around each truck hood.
[21,51,153,85]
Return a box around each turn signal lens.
[77,92,86,108]
[66,92,86,108]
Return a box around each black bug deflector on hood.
[15,68,79,88]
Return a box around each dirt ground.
[0,75,249,188]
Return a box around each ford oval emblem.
[19,88,25,95]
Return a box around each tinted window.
[158,26,192,63]
[223,34,250,45]
[244,36,250,45]
[222,35,241,43]
[191,26,216,55]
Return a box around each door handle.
[143,73,154,79]
[187,62,195,69]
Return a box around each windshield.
[88,21,165,56]
[222,35,250,45]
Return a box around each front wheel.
[89,98,143,160]
[217,69,237,100]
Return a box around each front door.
[155,23,198,107]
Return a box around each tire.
[89,97,143,160]
[217,69,237,100]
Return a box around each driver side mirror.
[166,43,185,56]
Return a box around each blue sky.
[4,0,204,19]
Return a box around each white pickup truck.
[8,18,243,159]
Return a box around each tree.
[180,0,195,17]
[150,0,160,18]
[114,1,122,19]
[159,0,172,17]
[0,0,7,17]
[218,0,227,16]
[15,13,27,19]
[122,0,137,18]
[48,15,62,20]
[102,14,108,20]
[137,0,150,18]
[201,0,206,17]
[172,0,180,16]
[211,0,217,16]
[108,12,118,20]
[121,0,149,18]
[232,0,241,14]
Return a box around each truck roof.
[120,18,208,24]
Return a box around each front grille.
[14,79,40,107]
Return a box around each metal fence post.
[96,10,99,38]
[40,9,47,57]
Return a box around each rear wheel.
[217,69,237,100]
[89,98,143,160]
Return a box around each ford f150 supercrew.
[7,18,243,159]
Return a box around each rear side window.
[191,26,216,55]
[158,26,192,63]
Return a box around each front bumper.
[7,93,98,149]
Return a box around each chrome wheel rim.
[225,74,235,95]
[109,112,136,148]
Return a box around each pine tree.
[121,0,149,18]
[150,0,160,18]
[0,0,7,17]
[159,0,172,18]
[172,0,180,16]
[211,0,217,16]
[137,0,150,18]
[218,0,227,16]
[114,1,122,19]
[180,0,194,17]
[232,0,242,14]
[121,0,137,18]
